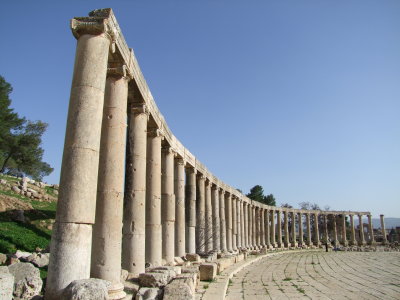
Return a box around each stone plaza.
[40,8,396,300]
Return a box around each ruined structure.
[45,8,381,299]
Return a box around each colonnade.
[44,9,383,300]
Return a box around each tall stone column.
[174,157,185,257]
[211,185,220,251]
[358,214,366,246]
[265,209,271,248]
[161,146,175,264]
[270,210,276,247]
[380,215,387,244]
[341,214,348,246]
[252,206,257,248]
[367,214,375,245]
[248,204,253,248]
[205,180,213,252]
[232,196,237,251]
[349,214,356,245]
[306,213,312,247]
[219,190,227,252]
[260,208,265,247]
[324,214,329,243]
[91,68,128,300]
[333,215,338,247]
[284,210,289,248]
[225,193,233,251]
[237,199,242,249]
[46,23,111,299]
[314,213,320,247]
[243,203,249,248]
[277,210,283,248]
[291,211,297,247]
[196,175,206,252]
[185,167,196,254]
[298,212,304,247]
[145,129,163,266]
[122,103,148,276]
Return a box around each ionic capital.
[162,145,174,154]
[107,64,129,79]
[175,157,185,166]
[147,128,164,139]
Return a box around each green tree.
[246,185,276,206]
[0,76,53,180]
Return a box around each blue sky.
[1,1,399,218]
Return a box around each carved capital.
[130,103,149,116]
[162,145,174,154]
[107,64,128,78]
[147,128,164,139]
[175,157,185,166]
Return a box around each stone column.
[91,68,128,300]
[270,210,276,248]
[185,167,196,254]
[380,214,387,244]
[232,196,237,251]
[174,157,185,257]
[265,209,271,248]
[298,212,304,247]
[46,23,111,299]
[122,103,148,276]
[277,210,283,248]
[314,213,320,247]
[291,211,297,247]
[358,214,366,246]
[341,214,348,246]
[196,175,206,252]
[226,193,233,252]
[284,210,289,248]
[367,214,375,245]
[237,199,242,249]
[205,179,213,252]
[248,204,253,248]
[146,129,163,266]
[244,203,249,248]
[333,215,338,247]
[219,190,227,252]
[349,214,356,246]
[211,185,220,251]
[252,206,257,248]
[306,213,312,247]
[324,214,329,243]
[260,208,265,247]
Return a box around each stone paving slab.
[225,251,400,300]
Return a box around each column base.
[108,282,126,300]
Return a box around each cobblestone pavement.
[226,251,400,300]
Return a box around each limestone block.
[121,269,129,282]
[174,272,198,292]
[5,255,19,266]
[163,277,194,300]
[135,287,162,300]
[0,253,7,265]
[0,266,14,300]
[217,257,235,273]
[185,253,200,262]
[235,253,245,262]
[174,257,185,266]
[11,186,21,194]
[149,266,181,276]
[26,253,50,268]
[62,278,110,300]
[8,262,42,300]
[138,272,170,288]
[0,179,7,185]
[199,263,217,281]
[123,280,139,296]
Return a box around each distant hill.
[372,218,400,229]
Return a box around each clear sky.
[1,1,399,218]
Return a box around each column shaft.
[226,193,233,251]
[368,214,375,245]
[265,209,271,248]
[349,214,356,245]
[212,185,220,251]
[232,197,237,250]
[237,199,242,248]
[185,168,196,253]
[219,190,227,251]
[174,158,185,257]
[341,214,347,246]
[277,211,283,247]
[284,211,289,247]
[244,203,249,248]
[260,208,265,247]
[358,215,365,245]
[196,176,206,252]
[291,212,297,247]
[380,215,387,244]
[314,213,320,246]
[306,213,312,246]
[205,180,213,252]
[46,32,110,299]
[298,213,304,246]
[252,206,257,248]
[271,210,276,247]
[333,215,338,247]
[145,130,163,266]
[91,73,128,299]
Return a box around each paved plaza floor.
[225,251,400,300]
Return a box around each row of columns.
[44,10,386,300]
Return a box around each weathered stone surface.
[26,253,50,268]
[121,269,129,282]
[0,253,7,265]
[185,254,200,262]
[0,266,14,300]
[199,263,217,281]
[123,280,140,295]
[149,266,181,276]
[0,179,7,185]
[216,256,235,273]
[174,257,185,266]
[62,278,110,300]
[163,277,194,300]
[8,262,42,300]
[138,272,169,288]
[15,250,32,260]
[135,287,162,300]
[11,186,21,194]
